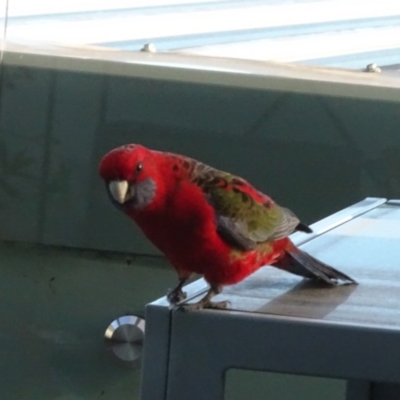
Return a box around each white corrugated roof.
[3,0,400,69]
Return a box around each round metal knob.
[105,315,145,368]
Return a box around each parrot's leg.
[167,277,188,305]
[179,284,229,311]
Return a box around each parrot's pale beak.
[109,180,131,204]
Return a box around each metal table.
[140,198,400,400]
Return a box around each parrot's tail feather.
[295,222,313,234]
[273,250,357,285]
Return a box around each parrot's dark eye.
[136,162,143,172]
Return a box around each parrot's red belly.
[128,210,285,286]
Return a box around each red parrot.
[99,144,356,310]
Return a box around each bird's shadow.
[253,279,358,319]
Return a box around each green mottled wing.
[190,164,304,251]
[208,186,301,250]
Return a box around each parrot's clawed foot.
[167,277,189,305]
[167,288,187,305]
[176,283,228,311]
[178,300,230,311]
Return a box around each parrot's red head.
[99,144,161,211]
